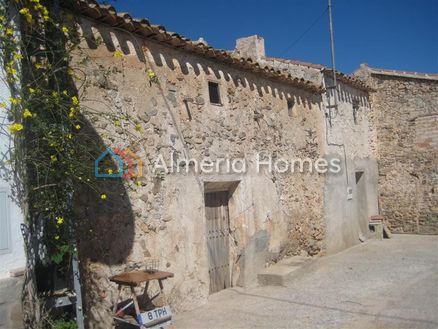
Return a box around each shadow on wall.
[70,106,136,324]
[72,116,135,266]
[325,78,369,107]
[78,18,322,111]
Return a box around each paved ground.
[175,235,438,329]
[0,276,23,329]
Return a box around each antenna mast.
[327,0,338,126]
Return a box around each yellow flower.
[61,26,69,34]
[62,90,68,96]
[19,8,30,15]
[13,53,23,61]
[19,8,32,23]
[147,69,156,78]
[23,109,32,118]
[68,107,76,118]
[113,50,124,59]
[5,28,13,36]
[6,66,17,76]
[56,216,64,225]
[135,124,142,131]
[50,155,57,162]
[71,96,79,106]
[74,124,81,130]
[8,123,23,133]
[66,133,73,139]
[113,119,120,126]
[54,235,60,240]
[9,97,21,105]
[100,194,107,200]
[7,76,18,83]
[28,87,36,94]
[136,181,142,186]
[107,169,113,174]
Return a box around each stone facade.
[240,36,380,253]
[54,6,385,325]
[355,65,438,234]
[0,1,433,327]
[72,17,332,328]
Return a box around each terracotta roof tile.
[265,57,324,70]
[321,68,373,92]
[66,0,323,93]
[262,56,372,92]
[366,65,438,81]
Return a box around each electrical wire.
[280,6,329,56]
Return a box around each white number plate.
[139,305,172,327]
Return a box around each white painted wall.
[322,76,379,253]
[0,67,25,279]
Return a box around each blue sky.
[102,0,438,74]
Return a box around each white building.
[0,67,25,279]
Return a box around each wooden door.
[205,191,230,294]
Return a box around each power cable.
[280,6,329,56]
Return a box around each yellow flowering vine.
[8,123,24,133]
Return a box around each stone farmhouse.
[66,2,382,325]
[0,0,436,328]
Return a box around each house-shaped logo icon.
[95,148,124,178]
[114,148,143,178]
[95,147,143,178]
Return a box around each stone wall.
[258,52,379,253]
[72,17,327,327]
[360,71,438,233]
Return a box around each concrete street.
[175,235,438,329]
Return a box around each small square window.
[287,99,295,117]
[208,82,221,104]
[353,99,360,124]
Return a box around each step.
[257,256,311,286]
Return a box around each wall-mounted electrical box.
[347,187,353,200]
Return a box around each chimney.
[235,35,265,60]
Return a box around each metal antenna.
[327,0,338,126]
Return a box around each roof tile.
[66,0,324,93]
